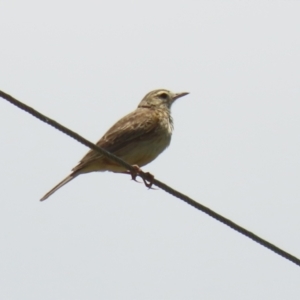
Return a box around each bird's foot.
[130,165,155,189]
[123,168,142,183]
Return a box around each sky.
[0,1,300,299]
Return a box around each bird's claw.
[142,172,155,189]
[130,165,155,189]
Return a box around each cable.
[1,89,299,267]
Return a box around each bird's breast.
[103,109,174,172]
[126,132,172,167]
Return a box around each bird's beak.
[173,92,189,101]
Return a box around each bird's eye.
[159,92,168,99]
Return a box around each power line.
[1,89,299,267]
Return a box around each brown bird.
[40,89,188,201]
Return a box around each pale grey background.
[0,1,300,299]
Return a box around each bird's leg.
[123,165,155,188]
[130,165,155,189]
[122,167,142,183]
[129,164,140,182]
[143,172,155,189]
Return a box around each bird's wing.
[72,108,159,171]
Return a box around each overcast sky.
[1,1,300,299]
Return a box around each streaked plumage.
[40,89,188,201]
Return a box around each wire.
[1,89,299,267]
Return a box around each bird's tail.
[40,174,77,201]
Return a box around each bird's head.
[138,89,189,109]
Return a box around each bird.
[40,89,189,201]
